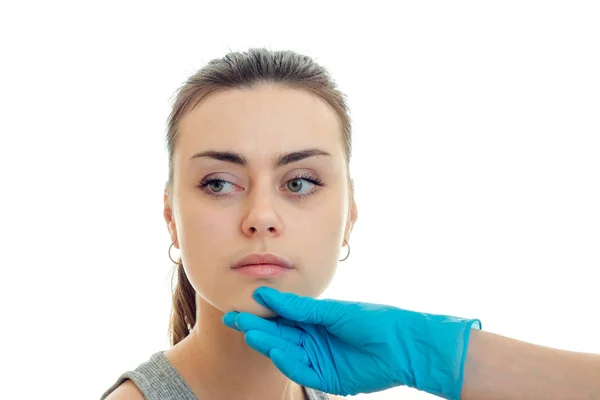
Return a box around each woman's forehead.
[176,86,344,162]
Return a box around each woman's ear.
[164,190,179,248]
[344,196,358,243]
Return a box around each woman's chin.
[240,302,279,319]
[220,284,285,318]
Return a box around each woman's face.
[164,85,357,318]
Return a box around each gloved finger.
[235,312,304,345]
[272,316,300,328]
[253,286,341,326]
[244,330,311,367]
[222,311,242,332]
[223,312,302,335]
[270,348,323,392]
[223,312,299,331]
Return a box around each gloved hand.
[222,286,481,400]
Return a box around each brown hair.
[164,47,354,347]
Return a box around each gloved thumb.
[253,286,339,326]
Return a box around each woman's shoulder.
[104,379,344,400]
[103,379,144,400]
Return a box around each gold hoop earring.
[168,241,182,265]
[339,239,350,262]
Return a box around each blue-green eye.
[208,180,226,193]
[286,174,325,198]
[287,178,305,192]
[197,177,237,198]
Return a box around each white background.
[1,1,598,399]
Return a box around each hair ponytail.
[168,262,197,346]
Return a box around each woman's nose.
[241,191,283,238]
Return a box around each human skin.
[461,328,600,400]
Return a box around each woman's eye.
[285,175,325,198]
[208,181,226,192]
[286,178,315,194]
[198,179,236,197]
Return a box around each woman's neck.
[164,297,306,400]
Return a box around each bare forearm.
[460,329,600,400]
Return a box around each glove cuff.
[396,310,482,400]
[453,318,482,400]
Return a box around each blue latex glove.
[222,286,481,399]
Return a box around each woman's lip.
[232,253,293,270]
[232,264,293,277]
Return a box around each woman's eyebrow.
[189,148,331,168]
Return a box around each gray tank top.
[100,351,331,399]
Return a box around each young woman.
[101,48,357,400]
